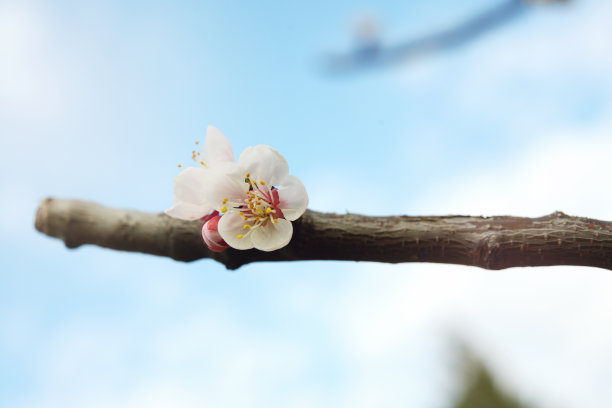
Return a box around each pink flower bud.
[201,212,229,252]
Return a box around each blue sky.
[1,0,612,407]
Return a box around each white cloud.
[0,1,72,125]
[17,301,313,408]
[413,119,612,219]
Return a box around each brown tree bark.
[35,198,612,271]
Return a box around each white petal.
[204,126,235,166]
[173,167,208,202]
[165,167,212,220]
[277,175,308,221]
[250,218,293,252]
[238,145,289,186]
[165,202,211,220]
[218,213,255,250]
[200,162,249,211]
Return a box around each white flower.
[200,145,308,251]
[165,126,235,220]
[166,126,308,252]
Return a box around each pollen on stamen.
[259,180,266,185]
[266,207,272,214]
[221,206,228,213]
[246,173,250,178]
[177,164,183,168]
[222,198,229,204]
[236,234,244,239]
[243,224,251,229]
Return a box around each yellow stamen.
[243,224,251,229]
[259,180,265,185]
[266,207,272,214]
[177,164,182,168]
[221,206,228,213]
[222,198,228,204]
[273,219,278,223]
[236,234,244,239]
[246,173,250,178]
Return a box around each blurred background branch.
[322,0,569,74]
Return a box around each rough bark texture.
[35,198,612,271]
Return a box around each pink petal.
[202,214,229,252]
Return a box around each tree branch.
[35,198,612,271]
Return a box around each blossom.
[201,211,229,252]
[166,126,308,252]
[165,126,234,220]
[200,145,308,252]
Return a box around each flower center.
[223,173,284,240]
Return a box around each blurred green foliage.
[453,355,530,408]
